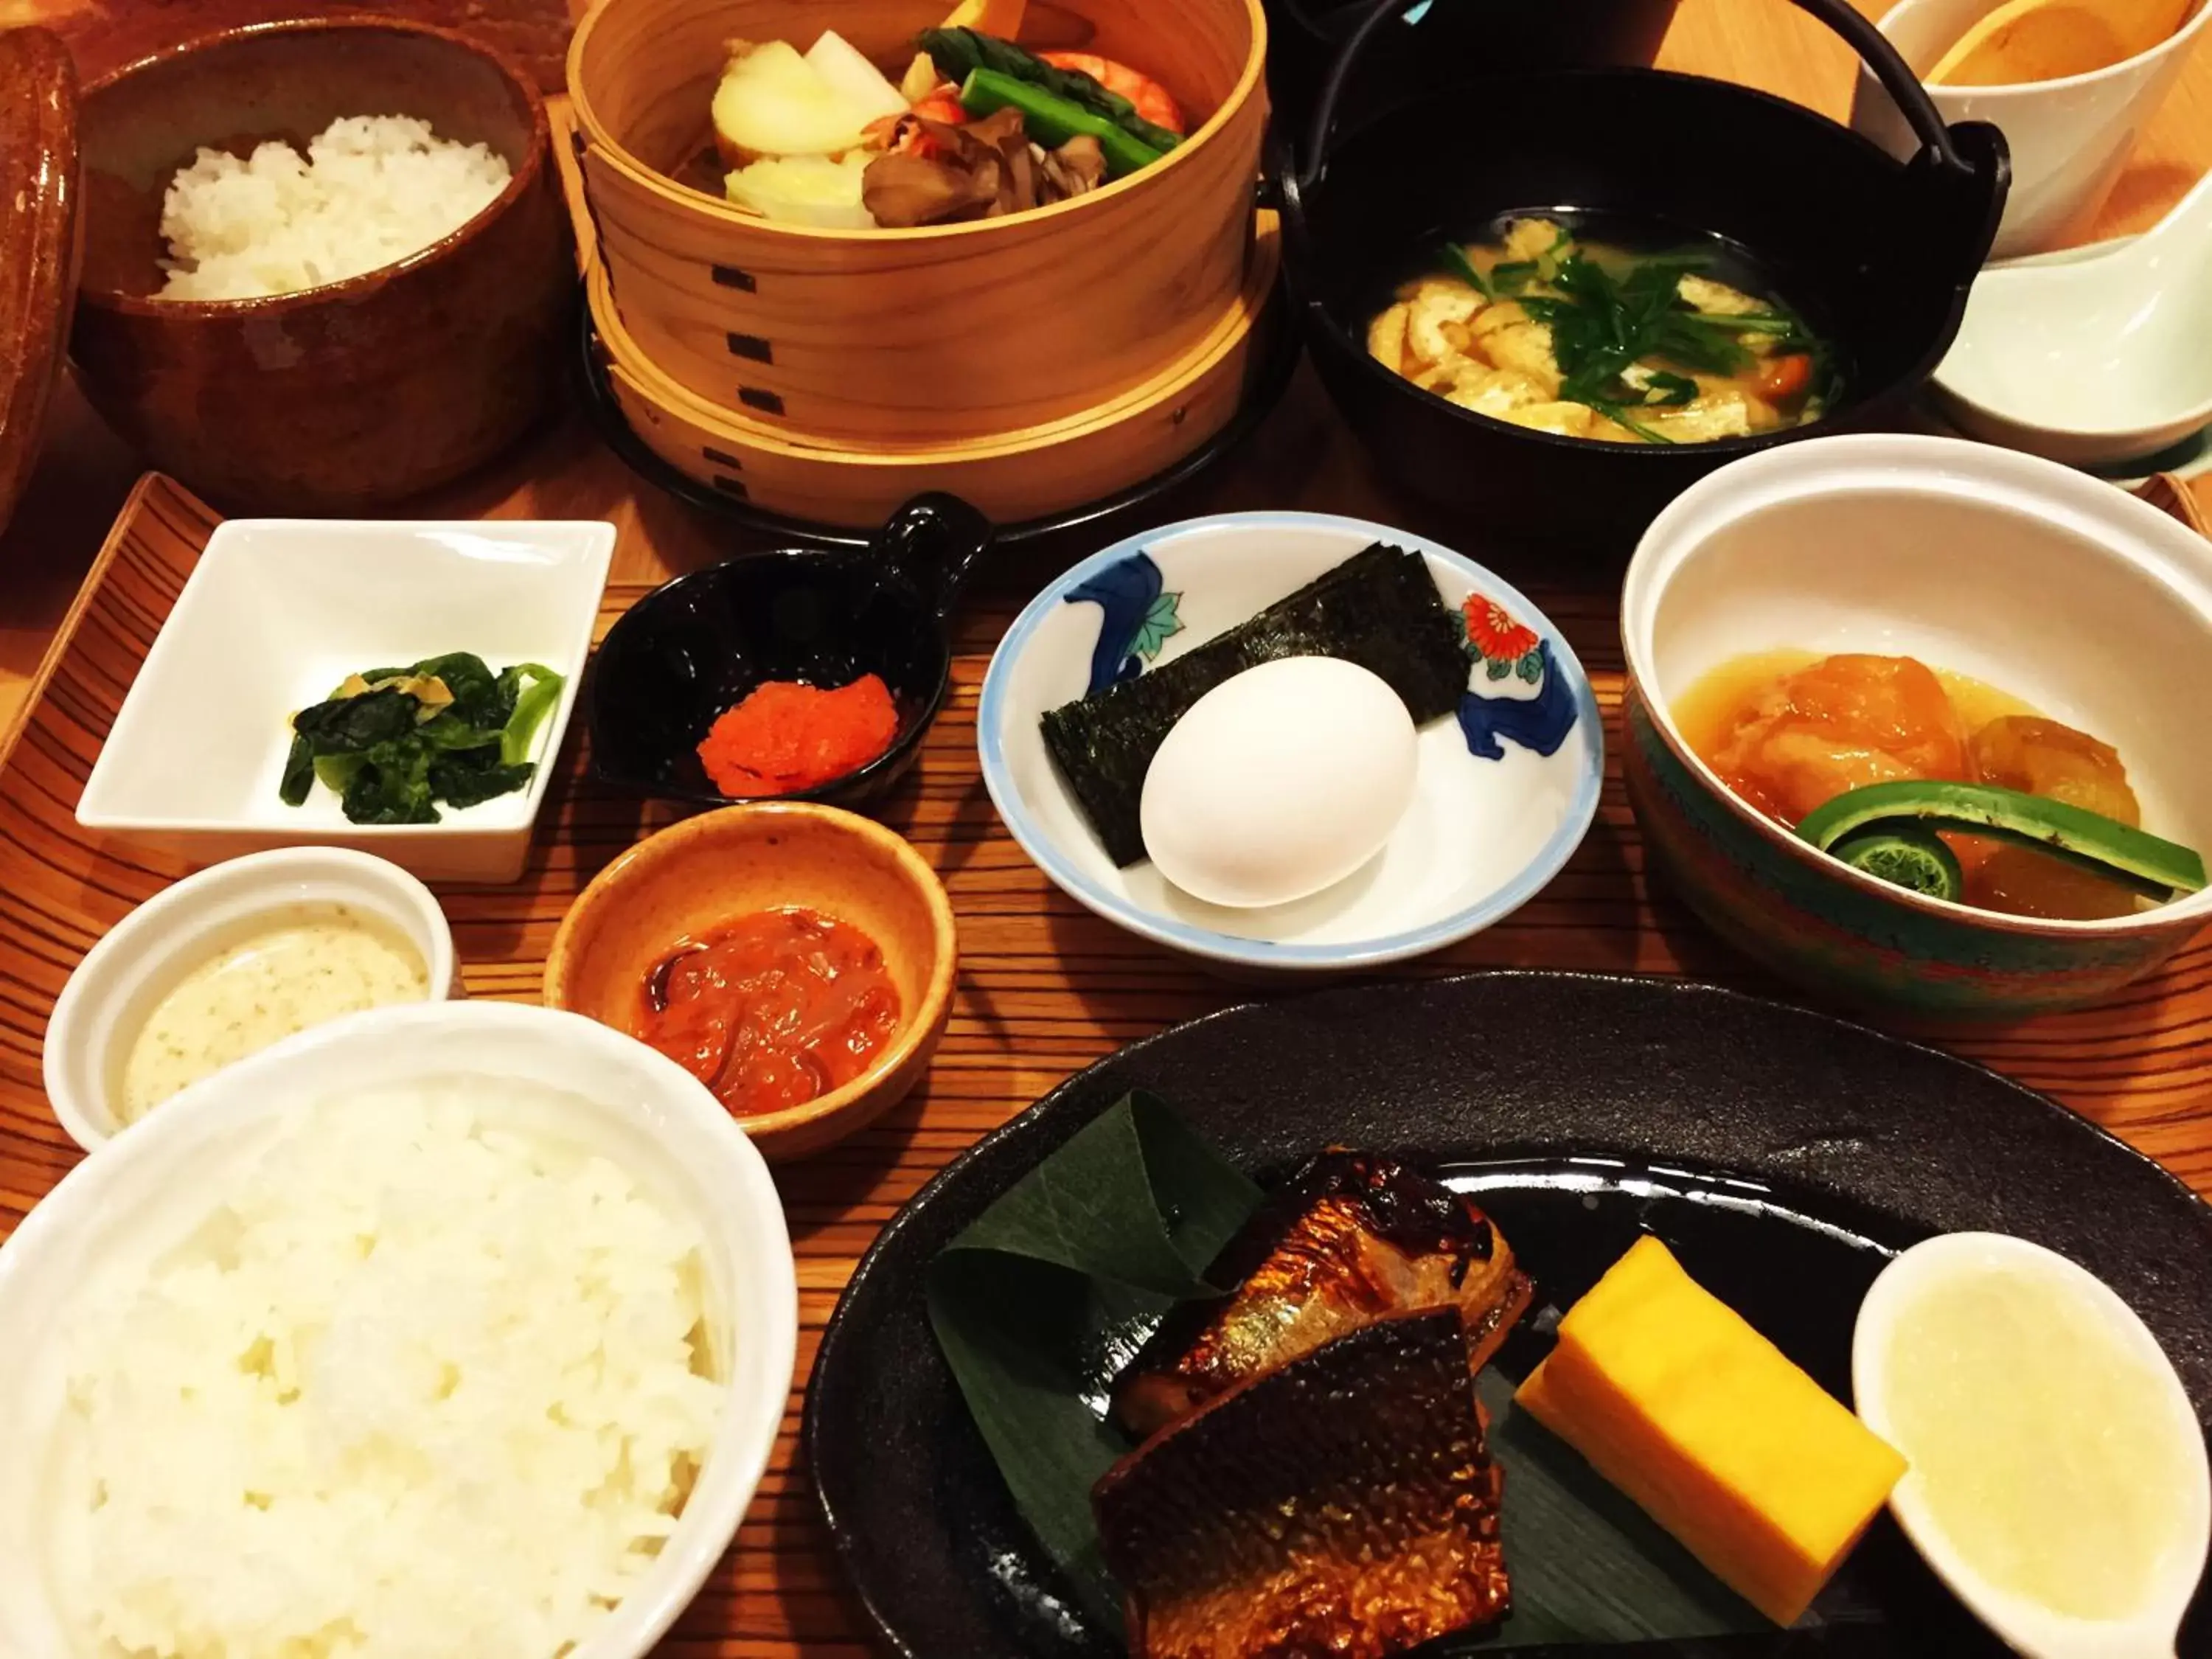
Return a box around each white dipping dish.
[0,999,799,1659]
[1850,0,2212,260]
[43,846,458,1154]
[978,512,1604,975]
[1854,1232,2211,1658]
[1140,656,1418,909]
[74,517,613,883]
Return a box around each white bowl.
[43,846,460,1153]
[978,511,1604,973]
[75,518,613,883]
[1850,0,2212,260]
[1853,1233,2210,1656]
[1621,433,2212,1015]
[0,999,799,1659]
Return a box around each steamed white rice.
[156,115,512,301]
[52,1082,724,1659]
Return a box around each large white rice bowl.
[0,1001,798,1659]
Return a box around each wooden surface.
[3,6,2212,1658]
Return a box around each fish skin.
[1093,1307,1512,1659]
[1110,1150,1533,1443]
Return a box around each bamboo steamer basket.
[590,209,1280,527]
[567,0,1267,446]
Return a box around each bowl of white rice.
[0,999,798,1659]
[69,18,572,512]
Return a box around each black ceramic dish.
[807,971,2212,1658]
[587,494,992,810]
[574,271,1304,552]
[1262,0,1680,151]
[1281,0,2011,554]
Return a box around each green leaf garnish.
[1441,241,1492,299]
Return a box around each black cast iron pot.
[1262,0,1680,146]
[1282,0,2011,556]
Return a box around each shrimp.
[1037,51,1184,135]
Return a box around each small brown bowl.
[544,802,958,1161]
[71,18,572,512]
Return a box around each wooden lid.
[0,27,81,543]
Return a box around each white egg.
[1139,655,1419,909]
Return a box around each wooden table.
[4,5,2211,1655]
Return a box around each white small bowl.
[1853,1232,2210,1656]
[978,512,1604,974]
[0,999,799,1659]
[44,846,459,1152]
[1851,0,2212,260]
[75,517,613,884]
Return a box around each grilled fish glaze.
[1093,1307,1512,1659]
[1110,1149,1533,1441]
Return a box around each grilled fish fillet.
[1111,1149,1532,1441]
[1093,1307,1512,1659]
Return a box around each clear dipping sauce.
[119,903,430,1122]
[1863,1247,2207,1626]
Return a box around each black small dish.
[587,494,992,810]
[1281,0,2011,554]
[806,972,2212,1658]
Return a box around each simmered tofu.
[1470,302,1562,394]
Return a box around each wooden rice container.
[567,0,1267,446]
[591,210,1281,526]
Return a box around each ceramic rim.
[978,510,1606,970]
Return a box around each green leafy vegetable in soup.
[279,653,565,824]
[1368,217,1837,445]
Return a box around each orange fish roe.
[695,675,900,796]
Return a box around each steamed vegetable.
[804,30,908,125]
[958,69,1162,176]
[725,153,875,228]
[920,27,1183,153]
[712,39,871,165]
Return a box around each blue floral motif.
[1457,639,1579,761]
[1065,551,1185,695]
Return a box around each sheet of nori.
[1040,543,1469,868]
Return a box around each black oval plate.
[807,971,2212,1658]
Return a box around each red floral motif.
[1462,593,1539,661]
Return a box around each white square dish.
[77,519,614,883]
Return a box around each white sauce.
[1855,1232,2211,1652]
[118,903,429,1121]
[1877,1265,2197,1620]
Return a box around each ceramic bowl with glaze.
[1621,432,2212,1018]
[978,511,1605,975]
[43,846,461,1154]
[0,27,79,544]
[1851,0,2212,260]
[588,496,992,812]
[70,17,572,512]
[543,802,957,1161]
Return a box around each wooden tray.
[4,473,2211,1653]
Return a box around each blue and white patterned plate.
[977,512,1604,973]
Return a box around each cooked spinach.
[278,653,566,824]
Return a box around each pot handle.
[1301,0,1972,188]
[870,493,996,623]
